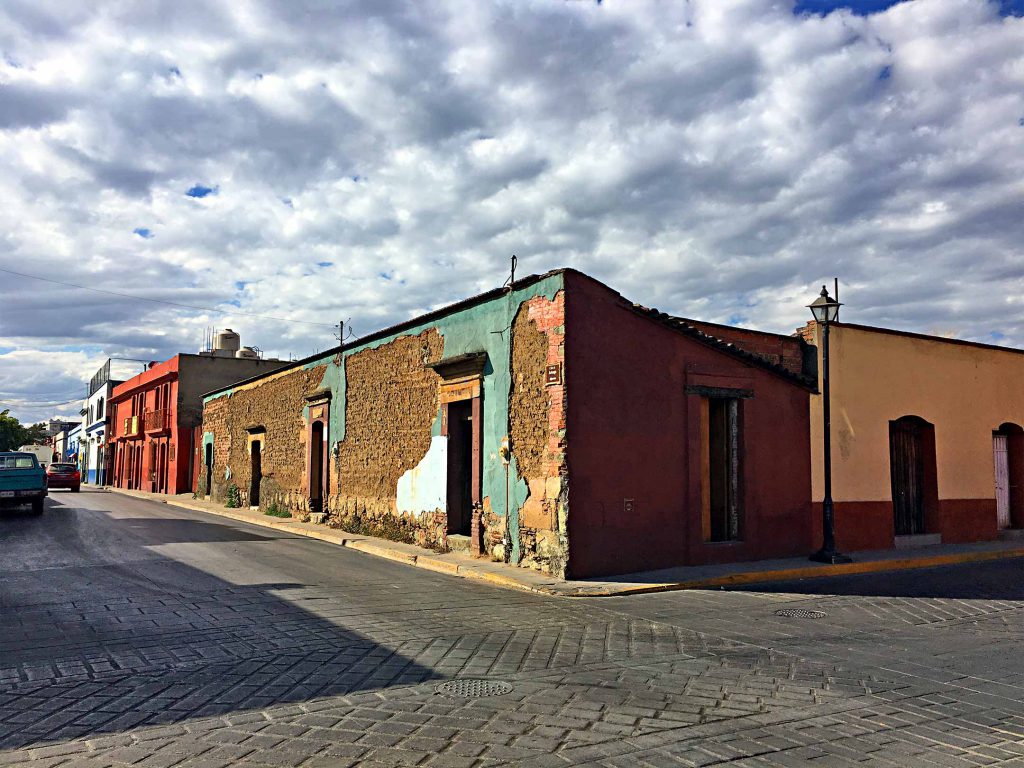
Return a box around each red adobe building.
[109,348,288,495]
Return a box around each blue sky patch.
[168,66,181,77]
[133,227,154,239]
[878,65,892,81]
[186,184,217,198]
[318,261,333,268]
[795,0,1022,14]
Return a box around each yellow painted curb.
[562,546,1024,597]
[346,540,418,564]
[416,557,461,575]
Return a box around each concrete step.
[447,534,471,553]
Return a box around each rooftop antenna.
[503,254,518,291]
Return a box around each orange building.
[800,322,1024,551]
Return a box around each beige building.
[801,321,1024,551]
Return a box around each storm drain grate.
[775,608,828,619]
[434,679,514,698]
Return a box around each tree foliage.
[0,410,49,452]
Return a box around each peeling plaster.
[396,435,448,516]
[205,274,564,562]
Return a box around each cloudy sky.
[1,0,1023,424]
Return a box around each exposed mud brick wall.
[687,320,808,376]
[202,365,327,512]
[508,291,568,577]
[330,330,445,546]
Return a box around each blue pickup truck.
[0,452,47,514]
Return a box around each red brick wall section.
[685,321,807,377]
[508,291,568,577]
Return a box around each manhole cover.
[434,679,514,698]
[775,608,827,619]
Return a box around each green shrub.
[225,483,241,508]
[334,509,416,545]
[264,501,291,518]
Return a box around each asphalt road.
[1,489,1022,767]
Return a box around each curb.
[563,546,1024,597]
[107,489,1024,598]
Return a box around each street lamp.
[808,285,852,565]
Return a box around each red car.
[46,463,80,492]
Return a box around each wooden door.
[250,441,262,507]
[890,419,925,535]
[994,435,1011,529]
[445,400,473,535]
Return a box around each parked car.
[0,452,48,514]
[46,463,81,492]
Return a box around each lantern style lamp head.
[808,285,842,324]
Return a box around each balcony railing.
[144,408,168,433]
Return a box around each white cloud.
[1,0,1023,423]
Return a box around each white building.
[81,359,139,484]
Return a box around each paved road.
[1,490,1022,767]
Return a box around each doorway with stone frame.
[428,353,486,545]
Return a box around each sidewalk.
[109,487,1024,597]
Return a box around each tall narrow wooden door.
[890,419,925,535]
[994,435,1011,529]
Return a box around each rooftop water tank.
[236,346,259,359]
[214,329,240,357]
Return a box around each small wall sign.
[545,363,563,386]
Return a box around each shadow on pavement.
[726,557,1024,600]
[0,498,439,750]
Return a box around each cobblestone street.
[2,490,1023,767]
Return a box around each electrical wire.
[0,398,83,407]
[0,267,338,328]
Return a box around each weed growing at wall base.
[265,501,291,518]
[225,483,241,508]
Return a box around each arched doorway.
[994,423,1023,530]
[309,421,324,514]
[204,443,213,497]
[889,416,938,536]
[249,440,262,508]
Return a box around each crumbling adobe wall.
[329,329,448,548]
[508,291,568,577]
[202,365,327,512]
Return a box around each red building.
[563,272,816,576]
[109,349,289,495]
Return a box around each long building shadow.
[0,499,439,751]
[725,557,1024,600]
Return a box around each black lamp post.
[808,286,852,565]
